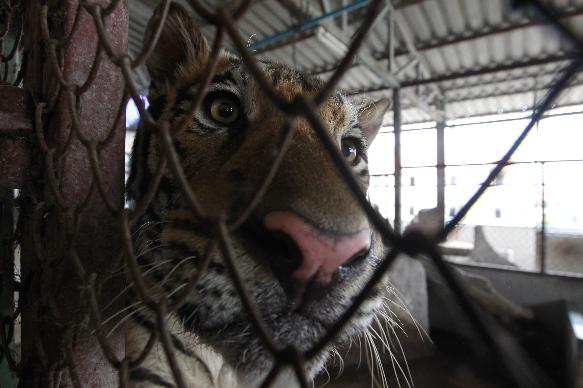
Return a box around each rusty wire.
[0,0,581,387]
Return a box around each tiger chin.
[125,3,391,387]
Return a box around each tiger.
[125,3,391,387]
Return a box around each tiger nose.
[263,211,371,286]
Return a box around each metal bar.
[393,88,402,233]
[441,68,569,93]
[436,99,446,236]
[394,0,427,7]
[431,107,583,129]
[358,78,583,120]
[341,0,348,31]
[387,8,395,73]
[377,104,583,129]
[391,8,443,99]
[250,0,370,50]
[375,158,583,172]
[394,55,419,77]
[540,161,547,273]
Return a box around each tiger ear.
[358,98,390,146]
[145,3,209,89]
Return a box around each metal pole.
[20,0,127,385]
[436,99,446,236]
[393,88,402,233]
[540,161,547,273]
[387,8,395,73]
[341,0,348,31]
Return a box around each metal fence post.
[393,87,402,233]
[539,160,547,272]
[19,0,127,385]
[436,99,446,233]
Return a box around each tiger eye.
[341,139,359,165]
[210,97,240,124]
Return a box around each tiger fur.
[126,3,390,387]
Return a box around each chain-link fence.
[0,0,581,387]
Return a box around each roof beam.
[382,8,583,58]
[275,0,443,119]
[445,81,583,103]
[386,3,444,108]
[443,68,570,92]
[275,0,399,86]
[348,53,577,94]
[393,0,427,7]
[259,0,428,54]
[401,54,578,87]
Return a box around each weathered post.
[19,0,127,385]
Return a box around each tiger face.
[127,4,389,386]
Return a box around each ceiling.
[128,0,583,124]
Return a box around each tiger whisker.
[105,304,149,338]
[366,328,388,388]
[381,311,414,388]
[363,330,376,388]
[101,299,146,328]
[102,257,177,312]
[331,346,344,378]
[159,256,196,287]
[384,285,429,341]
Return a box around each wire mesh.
[0,0,581,387]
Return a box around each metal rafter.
[349,52,578,95]
[276,0,443,119]
[445,81,583,104]
[402,53,579,87]
[380,8,583,58]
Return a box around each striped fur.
[125,3,390,387]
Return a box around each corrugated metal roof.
[127,0,583,124]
